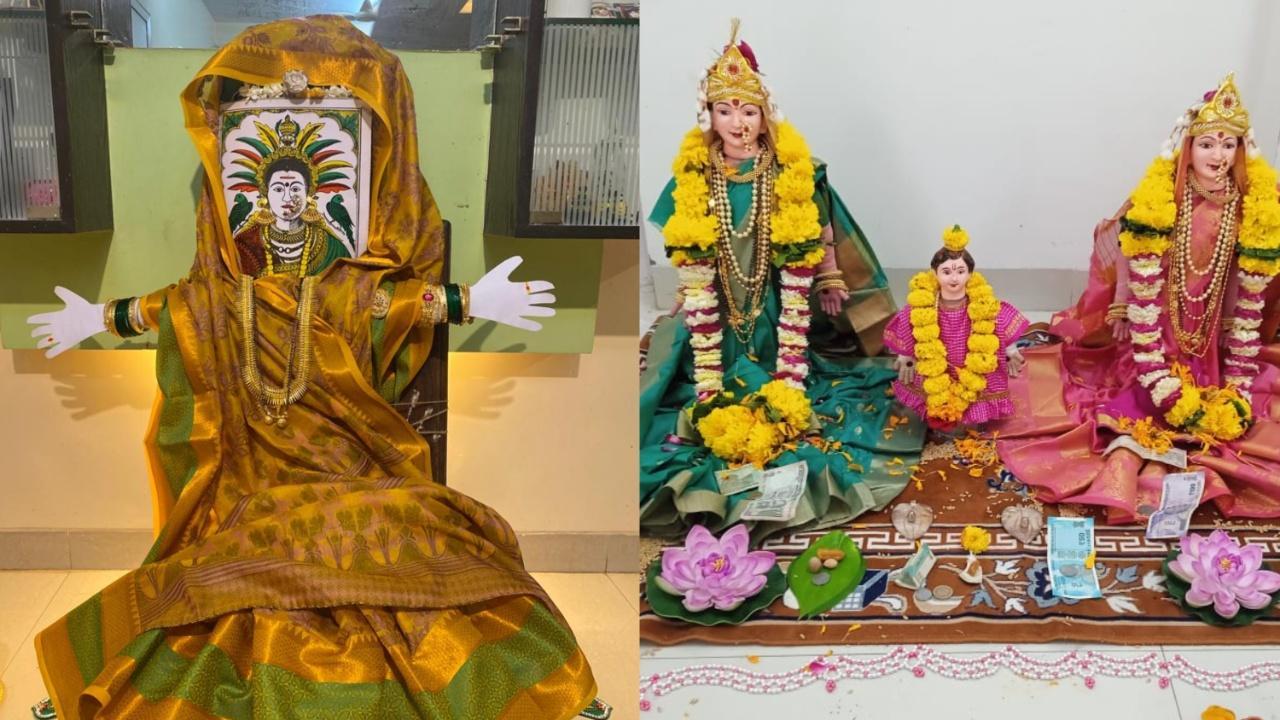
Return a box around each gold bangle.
[814,279,848,293]
[102,300,118,337]
[459,283,473,324]
[815,270,843,280]
[419,284,446,327]
[128,298,147,335]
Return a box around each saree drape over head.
[35,17,597,720]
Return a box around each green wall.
[0,48,602,353]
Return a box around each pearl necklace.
[1167,180,1239,357]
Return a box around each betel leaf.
[786,530,865,618]
[644,558,786,626]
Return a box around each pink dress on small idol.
[883,300,1029,427]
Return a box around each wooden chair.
[392,220,449,485]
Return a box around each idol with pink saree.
[996,74,1280,524]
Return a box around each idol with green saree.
[25,16,606,720]
[640,21,924,539]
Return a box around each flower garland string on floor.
[664,121,824,397]
[637,644,1280,710]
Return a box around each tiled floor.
[0,571,639,720]
[640,641,1280,718]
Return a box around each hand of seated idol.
[1005,345,1025,378]
[27,286,104,359]
[894,354,915,384]
[818,286,849,316]
[468,255,556,331]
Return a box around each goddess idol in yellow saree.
[25,16,606,720]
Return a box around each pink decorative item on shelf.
[655,524,777,612]
[1167,530,1280,619]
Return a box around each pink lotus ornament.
[1167,530,1280,619]
[655,524,776,612]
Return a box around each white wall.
[138,0,216,49]
[641,0,1280,272]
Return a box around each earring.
[300,195,322,224]
[252,195,274,225]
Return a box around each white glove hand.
[894,355,915,384]
[27,286,106,358]
[468,256,555,332]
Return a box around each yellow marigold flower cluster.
[907,270,1001,425]
[663,127,719,260]
[961,525,992,555]
[1117,416,1175,455]
[1238,157,1280,276]
[1161,365,1251,441]
[757,380,811,428]
[942,224,969,252]
[1119,156,1177,259]
[768,122,823,267]
[696,380,812,466]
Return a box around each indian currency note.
[1145,471,1206,540]
[890,543,936,590]
[740,460,807,522]
[716,465,763,495]
[1103,434,1188,470]
[1046,516,1101,599]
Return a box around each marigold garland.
[664,121,824,399]
[695,380,812,466]
[907,271,1000,427]
[1117,153,1280,441]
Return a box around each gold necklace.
[238,274,317,427]
[263,223,317,277]
[709,149,775,345]
[1167,181,1238,357]
[1187,173,1239,206]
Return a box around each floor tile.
[0,570,127,720]
[1161,645,1280,720]
[608,573,640,612]
[0,572,65,676]
[535,573,639,720]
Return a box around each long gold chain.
[238,274,317,427]
[709,143,775,345]
[1167,180,1238,357]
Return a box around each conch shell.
[1001,504,1044,544]
[891,501,933,540]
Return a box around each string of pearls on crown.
[238,69,355,102]
[637,644,1280,711]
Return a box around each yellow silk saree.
[34,16,599,720]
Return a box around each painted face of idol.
[711,100,763,160]
[1189,132,1240,190]
[935,257,970,302]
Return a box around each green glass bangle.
[444,284,462,325]
[113,298,141,338]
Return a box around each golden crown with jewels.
[1189,73,1250,137]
